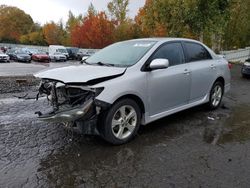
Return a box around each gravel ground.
[0,64,250,188]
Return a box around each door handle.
[183,69,191,75]
[210,64,216,69]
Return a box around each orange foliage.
[71,12,114,48]
[153,23,167,37]
[43,22,62,45]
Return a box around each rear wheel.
[99,99,141,145]
[208,81,224,110]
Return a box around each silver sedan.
[35,38,231,144]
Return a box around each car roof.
[128,37,202,44]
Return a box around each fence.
[221,47,250,62]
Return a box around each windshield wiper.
[81,60,91,65]
[94,62,115,67]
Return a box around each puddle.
[204,105,250,144]
[219,105,250,144]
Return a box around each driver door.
[147,42,191,116]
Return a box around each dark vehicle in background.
[66,47,79,60]
[32,51,50,62]
[0,51,10,62]
[242,58,250,78]
[6,48,19,60]
[76,51,85,61]
[12,50,31,62]
[22,48,41,56]
[76,50,96,61]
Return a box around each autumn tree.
[71,11,114,48]
[71,4,114,48]
[0,5,34,42]
[43,21,65,45]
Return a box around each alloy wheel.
[211,85,222,107]
[111,105,137,140]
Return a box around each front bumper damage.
[35,79,109,135]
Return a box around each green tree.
[66,11,83,32]
[0,5,34,43]
[108,0,129,24]
[223,0,250,49]
[135,0,192,37]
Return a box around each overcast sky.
[1,0,146,25]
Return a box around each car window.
[184,42,212,62]
[150,42,184,66]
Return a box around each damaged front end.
[36,79,108,135]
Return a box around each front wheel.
[208,81,224,110]
[99,99,141,145]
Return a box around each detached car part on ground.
[35,38,231,145]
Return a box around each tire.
[208,81,224,110]
[99,99,141,145]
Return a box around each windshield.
[16,51,28,55]
[56,49,67,53]
[86,40,156,67]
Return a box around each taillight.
[228,63,232,69]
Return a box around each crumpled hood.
[34,65,126,84]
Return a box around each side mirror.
[149,59,169,70]
[80,56,89,64]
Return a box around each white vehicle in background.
[49,52,67,62]
[0,51,10,63]
[49,45,69,59]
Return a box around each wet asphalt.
[0,64,250,188]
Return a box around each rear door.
[147,42,191,116]
[183,42,217,102]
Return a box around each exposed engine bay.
[35,79,109,135]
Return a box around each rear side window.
[184,42,212,62]
[150,42,184,66]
